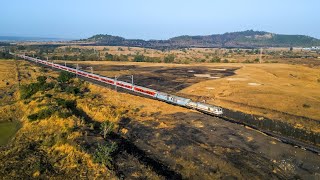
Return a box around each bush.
[222,59,229,63]
[20,83,41,99]
[94,143,117,167]
[254,58,260,63]
[100,120,115,139]
[133,54,145,62]
[57,71,74,83]
[105,53,114,61]
[243,60,253,63]
[57,109,73,118]
[36,76,47,85]
[164,54,175,63]
[210,57,221,63]
[65,86,80,95]
[56,98,76,109]
[45,94,53,98]
[27,107,55,121]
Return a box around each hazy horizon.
[1,0,319,40]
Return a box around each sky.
[1,0,319,40]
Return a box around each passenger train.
[11,53,223,115]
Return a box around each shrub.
[64,86,80,95]
[36,76,47,85]
[56,98,76,109]
[57,71,74,83]
[44,94,53,98]
[133,54,145,62]
[57,109,73,118]
[164,54,175,63]
[105,53,114,61]
[20,83,41,99]
[210,57,221,63]
[27,107,55,121]
[222,59,229,63]
[94,142,117,167]
[243,60,253,63]
[100,120,115,139]
[254,58,260,63]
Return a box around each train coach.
[11,53,223,116]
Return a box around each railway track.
[12,52,320,155]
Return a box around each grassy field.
[0,59,319,178]
[0,60,20,146]
[65,60,320,133]
[181,63,320,132]
[0,121,20,146]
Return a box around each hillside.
[81,30,320,49]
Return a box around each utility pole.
[76,64,79,78]
[89,67,93,74]
[131,75,134,90]
[115,75,118,92]
[64,61,67,67]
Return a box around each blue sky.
[1,0,319,39]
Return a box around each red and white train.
[11,53,223,115]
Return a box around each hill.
[81,30,320,49]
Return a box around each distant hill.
[81,30,320,49]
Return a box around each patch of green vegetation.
[0,121,20,146]
[100,120,115,139]
[27,107,56,121]
[94,142,117,167]
[20,75,55,100]
[55,98,76,109]
[222,59,229,63]
[57,71,74,83]
[210,56,221,63]
[164,54,175,63]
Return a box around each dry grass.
[181,63,320,132]
[0,60,17,89]
[68,60,320,133]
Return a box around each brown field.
[62,60,320,133]
[1,59,320,178]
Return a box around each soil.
[70,63,238,93]
[84,83,320,179]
